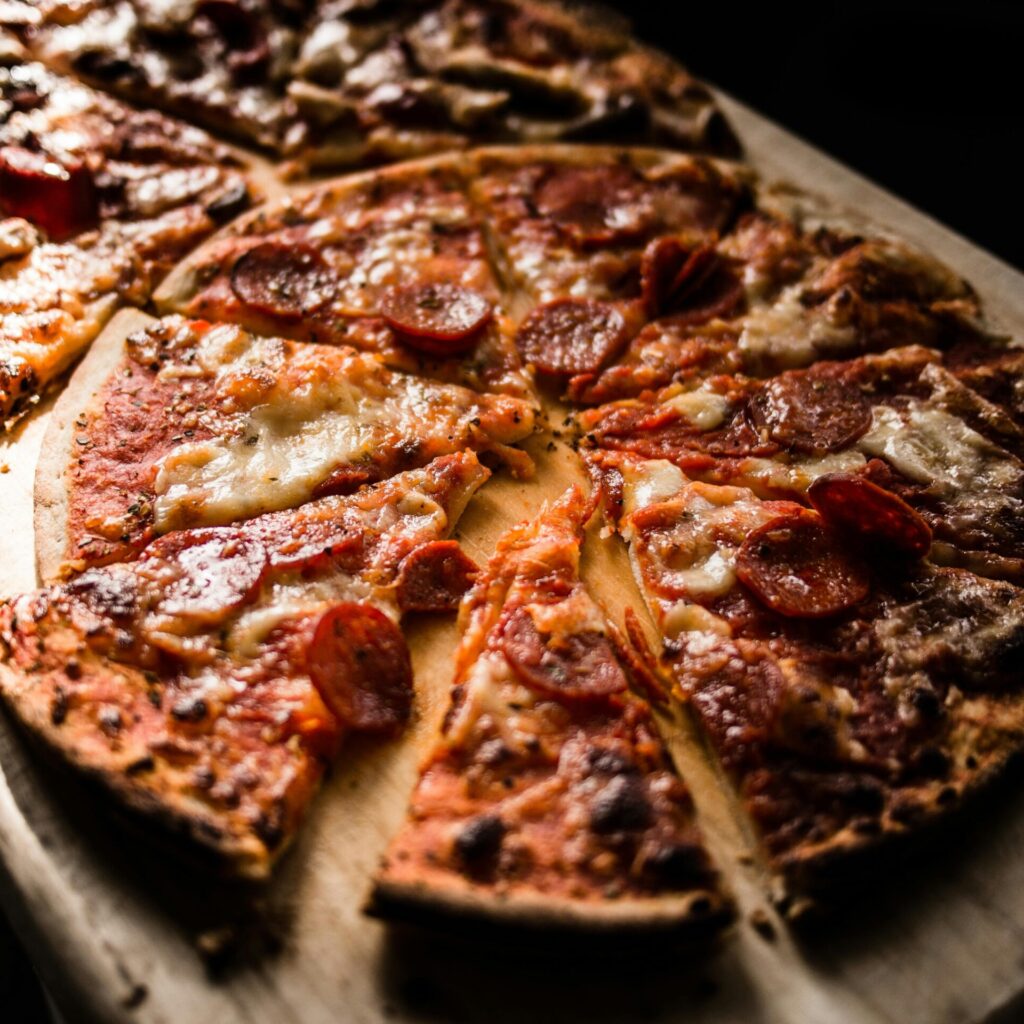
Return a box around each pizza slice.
[0,452,489,879]
[289,0,739,171]
[589,449,1024,900]
[154,157,534,400]
[580,345,1024,584]
[370,484,730,936]
[568,203,989,404]
[3,0,308,153]
[1,55,257,426]
[36,311,537,579]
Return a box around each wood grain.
[2,92,1024,1024]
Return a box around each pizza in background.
[3,0,739,168]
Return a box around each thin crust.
[34,308,156,583]
[367,876,730,942]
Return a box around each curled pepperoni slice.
[641,238,714,315]
[380,283,493,355]
[306,603,412,734]
[515,298,628,377]
[230,241,335,320]
[808,473,932,558]
[139,528,267,626]
[499,605,627,701]
[747,369,872,455]
[0,145,98,240]
[735,510,869,618]
[395,540,478,613]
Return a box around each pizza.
[0,2,1021,950]
[0,47,258,427]
[0,452,489,877]
[3,0,738,168]
[371,484,730,935]
[579,345,1024,583]
[153,155,535,400]
[585,449,1024,897]
[35,310,537,577]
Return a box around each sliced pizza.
[154,156,534,400]
[590,450,1024,899]
[371,484,730,936]
[0,452,489,879]
[4,0,307,153]
[5,0,739,170]
[289,0,739,170]
[580,345,1024,584]
[0,54,257,426]
[35,311,537,579]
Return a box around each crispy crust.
[367,876,731,942]
[34,308,156,584]
[152,151,471,313]
[0,659,277,879]
[153,145,748,314]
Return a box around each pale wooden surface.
[2,91,1024,1024]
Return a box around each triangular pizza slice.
[590,449,1024,900]
[371,484,731,936]
[36,312,536,578]
[0,453,489,878]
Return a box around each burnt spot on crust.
[204,181,251,224]
[642,840,712,886]
[454,813,506,870]
[588,774,652,834]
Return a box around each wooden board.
[3,91,1024,1024]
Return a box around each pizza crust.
[34,308,156,584]
[367,874,731,941]
[0,658,276,879]
[151,151,471,314]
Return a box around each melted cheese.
[621,459,687,515]
[151,330,494,533]
[227,574,380,659]
[858,401,1023,496]
[444,652,541,750]
[738,282,856,373]
[663,383,731,430]
[726,449,868,497]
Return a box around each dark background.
[623,0,1022,269]
[2,4,1021,1022]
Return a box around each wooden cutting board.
[3,93,1024,1024]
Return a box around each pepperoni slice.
[266,519,365,573]
[735,510,869,618]
[139,528,267,625]
[641,238,714,316]
[515,298,628,377]
[230,241,335,320]
[535,165,647,247]
[0,145,98,240]
[747,369,872,455]
[499,605,628,701]
[395,540,479,613]
[808,473,932,558]
[380,283,493,355]
[306,603,412,734]
[311,466,375,500]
